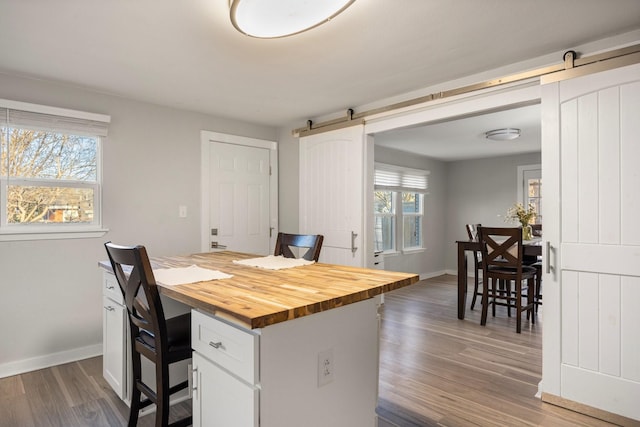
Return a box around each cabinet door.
[102,296,126,399]
[193,353,258,427]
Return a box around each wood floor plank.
[71,397,125,427]
[378,274,619,427]
[20,368,80,427]
[0,394,35,427]
[52,361,102,406]
[1,273,626,426]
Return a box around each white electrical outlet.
[318,348,334,387]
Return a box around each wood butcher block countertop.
[100,251,419,329]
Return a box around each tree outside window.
[1,126,100,227]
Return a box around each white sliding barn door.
[541,62,640,421]
[299,125,369,267]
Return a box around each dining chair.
[465,223,483,310]
[477,227,537,333]
[274,232,324,262]
[104,242,192,427]
[524,223,543,312]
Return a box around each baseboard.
[0,343,102,379]
[419,270,448,280]
[541,392,639,427]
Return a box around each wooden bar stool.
[105,242,192,427]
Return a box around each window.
[402,192,423,249]
[374,190,395,252]
[374,164,428,253]
[0,100,110,240]
[517,164,542,224]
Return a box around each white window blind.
[0,106,109,137]
[374,163,429,193]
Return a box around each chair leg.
[480,278,490,326]
[528,277,535,325]
[505,280,512,317]
[129,353,142,427]
[515,280,522,334]
[470,258,480,310]
[156,361,171,427]
[535,265,542,313]
[492,279,498,318]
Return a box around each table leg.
[457,244,468,319]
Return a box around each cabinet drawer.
[192,310,259,385]
[103,272,123,304]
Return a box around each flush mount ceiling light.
[485,128,521,141]
[229,0,356,38]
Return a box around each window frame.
[0,99,109,241]
[374,163,428,255]
[400,191,424,251]
[517,163,542,224]
[374,190,397,253]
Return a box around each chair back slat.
[104,242,168,355]
[478,227,524,271]
[274,232,324,262]
[466,223,481,241]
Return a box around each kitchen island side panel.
[259,295,381,427]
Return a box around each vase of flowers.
[505,202,537,240]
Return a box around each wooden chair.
[465,223,483,310]
[531,223,542,237]
[104,242,192,427]
[274,232,324,262]
[477,227,537,333]
[524,223,543,312]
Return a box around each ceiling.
[0,0,639,134]
[374,104,541,162]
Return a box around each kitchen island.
[100,251,418,427]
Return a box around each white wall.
[276,125,300,234]
[444,152,542,270]
[0,72,277,376]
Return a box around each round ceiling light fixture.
[485,128,521,141]
[229,0,356,39]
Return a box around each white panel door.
[209,141,271,255]
[541,62,640,421]
[299,125,366,267]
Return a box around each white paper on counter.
[153,265,232,286]
[232,254,314,270]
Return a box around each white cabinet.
[191,295,381,427]
[102,272,127,399]
[373,251,385,270]
[192,353,259,427]
[191,310,259,427]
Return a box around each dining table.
[456,237,542,319]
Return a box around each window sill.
[0,228,109,242]
[381,250,400,257]
[402,248,426,255]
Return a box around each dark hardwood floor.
[0,274,621,426]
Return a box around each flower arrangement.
[505,202,536,227]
